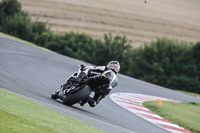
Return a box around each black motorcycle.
[51,64,118,106]
[51,65,95,106]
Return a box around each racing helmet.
[107,61,120,74]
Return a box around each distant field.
[18,0,200,47]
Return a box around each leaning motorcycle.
[51,65,94,106]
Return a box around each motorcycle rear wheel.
[63,85,92,106]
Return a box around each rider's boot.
[79,98,88,106]
[87,97,96,107]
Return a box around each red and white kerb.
[110,93,191,133]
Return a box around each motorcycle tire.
[51,92,59,99]
[63,85,92,106]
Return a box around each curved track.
[0,36,200,133]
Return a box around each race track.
[0,36,200,133]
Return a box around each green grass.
[0,89,104,133]
[143,101,200,133]
[176,90,200,97]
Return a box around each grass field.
[0,89,103,133]
[143,101,200,133]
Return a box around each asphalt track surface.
[1,36,200,133]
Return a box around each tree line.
[1,0,200,93]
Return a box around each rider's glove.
[80,64,86,71]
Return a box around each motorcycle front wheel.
[51,91,59,99]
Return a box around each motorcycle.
[51,65,97,106]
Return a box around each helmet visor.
[108,64,120,73]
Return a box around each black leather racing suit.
[83,66,118,107]
[67,65,118,107]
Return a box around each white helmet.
[107,61,120,74]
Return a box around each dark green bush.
[0,0,21,19]
[0,0,50,41]
[122,38,200,93]
[1,11,33,40]
[166,76,200,93]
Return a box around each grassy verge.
[176,90,200,97]
[0,89,103,133]
[143,101,200,133]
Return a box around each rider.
[67,61,120,107]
